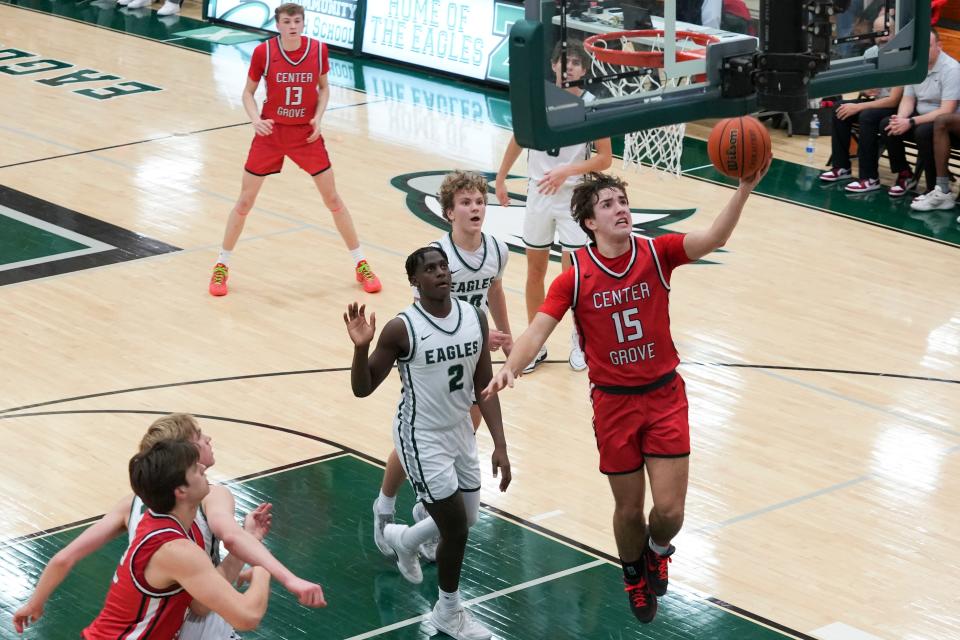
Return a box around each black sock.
[621,558,644,584]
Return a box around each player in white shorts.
[371,171,513,564]
[345,246,512,640]
[12,414,326,637]
[495,39,612,374]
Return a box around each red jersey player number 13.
[248,35,328,125]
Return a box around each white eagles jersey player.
[392,298,485,502]
[430,233,507,313]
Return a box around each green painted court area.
[0,455,794,639]
[0,213,89,266]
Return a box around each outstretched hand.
[12,599,44,634]
[344,302,376,348]
[282,575,327,608]
[741,156,773,190]
[243,503,273,541]
[481,366,515,401]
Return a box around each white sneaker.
[383,524,422,584]
[910,188,956,211]
[156,0,179,13]
[429,603,492,640]
[116,0,133,5]
[412,502,439,563]
[125,0,151,7]
[569,333,586,371]
[522,346,548,374]
[372,500,394,557]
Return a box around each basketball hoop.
[583,30,719,177]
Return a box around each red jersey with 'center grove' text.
[82,510,204,640]
[248,36,328,125]
[540,234,691,387]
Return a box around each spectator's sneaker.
[356,260,382,293]
[412,502,438,563]
[844,178,881,193]
[156,0,179,14]
[819,167,852,182]
[910,188,956,211]
[372,500,394,557]
[642,537,675,597]
[208,263,229,297]
[569,345,587,371]
[383,524,422,584]
[522,346,548,374]
[116,0,133,5]
[428,603,492,640]
[125,0,151,8]
[624,577,658,623]
[888,171,918,198]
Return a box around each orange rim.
[583,30,720,67]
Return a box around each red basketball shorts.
[244,123,331,176]
[589,372,690,475]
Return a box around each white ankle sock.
[217,249,232,266]
[648,537,671,556]
[401,515,439,549]
[438,588,460,612]
[350,247,365,264]
[376,490,396,513]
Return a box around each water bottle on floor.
[806,114,820,166]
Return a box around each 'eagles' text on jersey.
[540,234,691,386]
[395,300,483,430]
[427,233,507,313]
[247,36,328,125]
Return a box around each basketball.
[707,116,772,179]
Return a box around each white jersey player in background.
[345,246,512,640]
[495,39,613,373]
[372,171,513,564]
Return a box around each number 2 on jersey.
[284,86,302,106]
[447,364,464,392]
[612,308,643,343]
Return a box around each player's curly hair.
[571,172,630,242]
[275,2,305,19]
[405,246,449,281]
[438,171,489,221]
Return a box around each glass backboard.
[510,0,930,150]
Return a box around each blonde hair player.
[12,414,326,638]
[208,2,381,296]
[372,171,512,563]
[495,39,613,374]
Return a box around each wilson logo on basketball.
[392,170,723,264]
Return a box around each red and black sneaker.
[624,577,658,623]
[643,537,675,597]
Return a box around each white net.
[587,33,698,177]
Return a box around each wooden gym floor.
[0,3,958,639]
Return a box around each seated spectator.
[909,112,960,210]
[820,14,903,191]
[881,28,960,198]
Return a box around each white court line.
[682,162,715,173]
[811,622,884,640]
[529,509,564,522]
[343,559,606,640]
